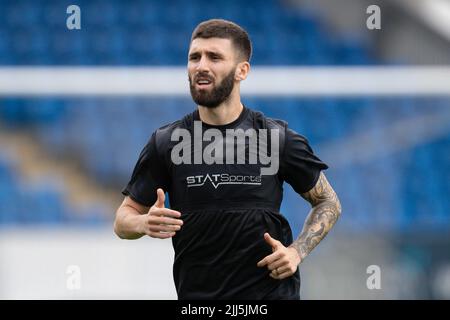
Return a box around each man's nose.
[196,56,210,72]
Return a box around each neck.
[197,89,243,126]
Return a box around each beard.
[189,68,236,109]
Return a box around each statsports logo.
[186,173,262,189]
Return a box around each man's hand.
[257,233,301,280]
[139,188,183,239]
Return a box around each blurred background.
[0,0,449,299]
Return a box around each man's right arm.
[114,189,183,240]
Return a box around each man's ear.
[235,61,250,81]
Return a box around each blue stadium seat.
[1,1,448,232]
[0,0,376,66]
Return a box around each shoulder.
[248,108,288,131]
[152,111,194,152]
[154,119,183,141]
[247,107,313,144]
[266,117,288,131]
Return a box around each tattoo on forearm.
[290,172,341,260]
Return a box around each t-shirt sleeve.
[281,128,329,194]
[121,132,170,207]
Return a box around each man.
[114,19,341,300]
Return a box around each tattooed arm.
[257,172,341,279]
[290,172,342,261]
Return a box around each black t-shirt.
[122,106,328,300]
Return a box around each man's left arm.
[257,172,341,280]
[291,172,341,262]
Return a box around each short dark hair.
[190,19,252,62]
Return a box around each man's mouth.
[195,78,213,89]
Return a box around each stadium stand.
[0,0,448,233]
